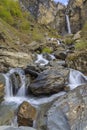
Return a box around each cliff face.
[19,0,66,34]
[67,0,87,33]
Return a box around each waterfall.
[3,68,26,98]
[3,73,13,97]
[35,54,49,66]
[66,15,71,34]
[68,69,87,90]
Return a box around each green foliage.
[75,40,87,50]
[0,0,30,30]
[42,47,52,53]
[81,21,87,40]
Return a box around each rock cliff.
[67,0,87,33]
[19,0,66,34]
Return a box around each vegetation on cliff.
[75,21,87,50]
[0,0,59,44]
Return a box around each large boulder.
[46,84,87,130]
[30,67,69,95]
[17,101,37,127]
[33,84,87,130]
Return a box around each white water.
[49,54,55,60]
[68,69,87,90]
[3,68,26,98]
[35,54,49,66]
[66,15,71,34]
[57,40,61,45]
[3,74,13,97]
[3,68,87,105]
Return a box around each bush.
[75,40,87,50]
[42,47,52,53]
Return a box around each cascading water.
[3,68,26,100]
[3,73,13,97]
[35,54,49,66]
[57,40,61,45]
[68,69,87,90]
[66,15,71,34]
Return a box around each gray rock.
[35,84,87,130]
[0,104,17,125]
[0,126,36,130]
[54,50,67,60]
[0,50,33,69]
[30,68,69,95]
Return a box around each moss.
[42,47,52,53]
[64,38,75,45]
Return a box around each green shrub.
[75,40,87,50]
[42,47,52,53]
[0,5,14,24]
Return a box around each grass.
[75,21,87,50]
[0,0,31,30]
[75,40,87,50]
[42,47,52,53]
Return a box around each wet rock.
[30,68,69,95]
[0,104,15,125]
[24,68,39,78]
[17,101,37,127]
[0,126,37,130]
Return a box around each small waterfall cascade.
[3,68,26,98]
[57,40,61,45]
[35,54,49,66]
[66,15,71,34]
[68,69,87,89]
